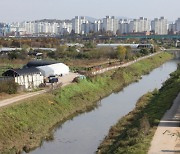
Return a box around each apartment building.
[102,16,118,34]
[129,17,150,33]
[151,17,168,35]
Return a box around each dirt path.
[92,52,161,75]
[148,93,180,154]
[0,72,79,108]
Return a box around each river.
[29,59,180,154]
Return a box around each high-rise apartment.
[175,18,180,32]
[119,19,130,34]
[102,16,118,34]
[72,16,86,34]
[151,17,168,35]
[129,17,150,33]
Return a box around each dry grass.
[65,58,119,68]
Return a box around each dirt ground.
[0,72,79,108]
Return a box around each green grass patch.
[0,52,173,153]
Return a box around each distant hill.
[35,17,97,23]
[34,19,72,23]
[85,16,97,22]
[85,16,132,22]
[30,16,133,24]
[116,16,132,20]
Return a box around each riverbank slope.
[97,63,180,154]
[0,52,173,153]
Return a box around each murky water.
[29,59,179,154]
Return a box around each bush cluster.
[0,80,19,94]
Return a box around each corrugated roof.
[2,67,41,77]
[26,60,57,67]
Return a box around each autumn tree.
[21,44,30,52]
[116,46,127,62]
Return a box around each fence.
[91,52,161,75]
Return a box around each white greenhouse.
[37,63,70,77]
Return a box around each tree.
[11,40,20,47]
[84,42,95,49]
[125,46,132,60]
[8,52,18,60]
[47,46,66,59]
[116,46,127,62]
[149,39,158,52]
[22,44,30,52]
[139,48,149,55]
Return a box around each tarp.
[37,63,69,77]
[37,66,54,77]
[48,63,69,75]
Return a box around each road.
[148,93,180,154]
[0,72,79,108]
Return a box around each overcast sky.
[1,0,179,22]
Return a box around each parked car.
[48,75,58,83]
[72,75,86,83]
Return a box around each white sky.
[0,0,179,22]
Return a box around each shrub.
[0,80,19,94]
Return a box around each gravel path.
[148,93,180,154]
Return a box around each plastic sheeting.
[37,63,69,77]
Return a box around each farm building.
[37,63,70,77]
[2,60,70,89]
[2,68,44,89]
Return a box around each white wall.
[15,74,43,89]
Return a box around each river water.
[29,59,180,154]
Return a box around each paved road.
[148,93,180,154]
[0,72,79,108]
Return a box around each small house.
[2,67,44,89]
